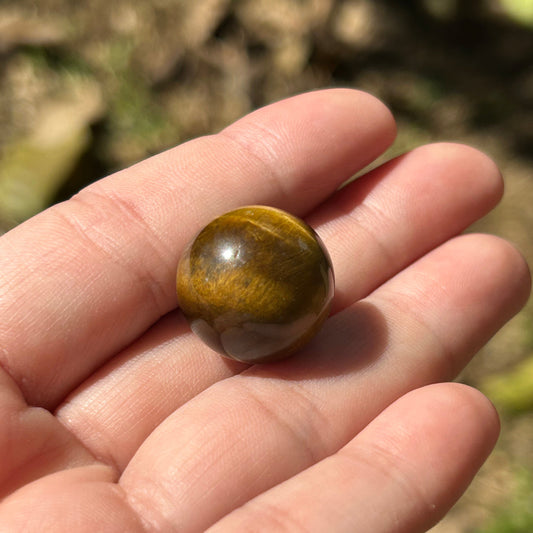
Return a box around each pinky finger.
[208,383,499,533]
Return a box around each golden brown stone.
[176,205,334,363]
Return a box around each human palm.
[0,89,529,532]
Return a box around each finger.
[208,383,499,533]
[58,143,503,470]
[119,235,530,532]
[56,312,247,470]
[310,142,504,311]
[0,89,395,408]
[0,369,97,499]
[0,465,144,533]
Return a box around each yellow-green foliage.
[482,355,533,413]
[500,0,533,26]
[0,128,90,229]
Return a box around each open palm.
[0,89,529,532]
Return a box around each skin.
[0,88,530,532]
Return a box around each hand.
[0,89,529,532]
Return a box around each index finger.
[0,89,396,408]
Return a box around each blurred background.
[0,0,532,530]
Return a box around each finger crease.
[342,441,436,521]
[374,287,456,381]
[51,194,170,318]
[218,127,291,206]
[237,379,332,466]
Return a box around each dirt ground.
[1,1,532,531]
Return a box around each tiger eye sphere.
[176,205,334,364]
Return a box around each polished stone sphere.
[176,205,334,363]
